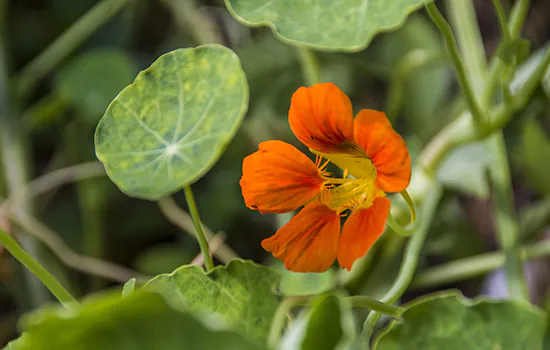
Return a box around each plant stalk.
[183,186,214,272]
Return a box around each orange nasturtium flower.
[240,83,411,273]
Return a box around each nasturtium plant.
[224,0,434,51]
[6,291,261,350]
[95,44,249,200]
[374,291,547,349]
[144,260,281,343]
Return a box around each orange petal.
[353,109,411,193]
[289,83,354,154]
[262,201,340,272]
[337,197,391,271]
[240,140,324,214]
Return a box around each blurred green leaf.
[518,118,550,196]
[277,264,336,296]
[374,291,547,349]
[95,44,249,200]
[55,49,137,122]
[280,294,356,350]
[365,14,449,140]
[437,142,493,198]
[145,260,281,343]
[10,291,261,350]
[225,0,433,51]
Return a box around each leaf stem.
[482,0,530,106]
[183,186,214,272]
[425,2,487,132]
[296,47,320,86]
[411,239,550,289]
[0,228,77,310]
[492,0,512,42]
[348,296,404,317]
[157,196,240,263]
[268,297,309,348]
[445,0,487,91]
[487,132,528,300]
[16,0,133,99]
[361,183,443,344]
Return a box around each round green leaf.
[95,44,249,200]
[374,291,547,349]
[224,0,433,52]
[144,260,281,343]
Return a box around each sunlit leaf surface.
[145,260,281,342]
[95,44,248,200]
[374,291,547,349]
[225,0,433,51]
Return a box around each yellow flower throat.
[313,147,384,214]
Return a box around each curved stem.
[183,186,214,272]
[16,0,133,99]
[386,213,417,237]
[268,297,309,348]
[296,47,320,86]
[348,296,404,317]
[0,228,77,310]
[411,240,550,290]
[425,2,487,131]
[361,183,442,344]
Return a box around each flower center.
[313,152,383,214]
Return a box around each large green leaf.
[7,291,261,350]
[224,0,433,51]
[144,260,281,343]
[374,291,547,349]
[95,44,249,200]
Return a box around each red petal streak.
[262,201,340,272]
[337,197,391,271]
[240,140,324,214]
[289,83,354,154]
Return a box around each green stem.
[157,196,240,263]
[492,0,512,42]
[425,2,487,131]
[0,228,77,310]
[446,0,488,92]
[420,45,550,176]
[268,297,309,348]
[296,47,321,86]
[183,186,214,272]
[487,132,528,300]
[348,296,404,317]
[361,183,443,344]
[411,240,550,289]
[16,0,133,99]
[482,0,530,106]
